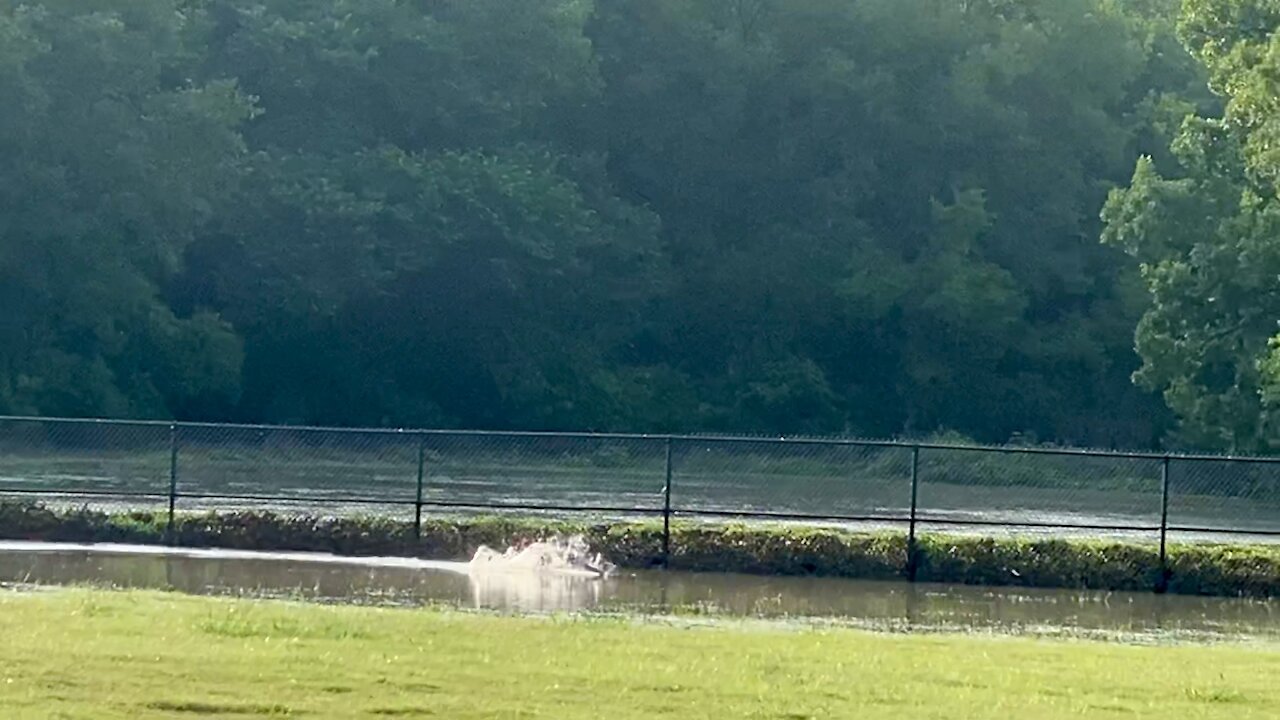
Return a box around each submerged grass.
[1,500,1278,597]
[0,588,1277,719]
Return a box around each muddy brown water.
[0,541,1275,643]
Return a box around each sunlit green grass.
[0,589,1277,719]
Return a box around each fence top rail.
[2,414,1280,465]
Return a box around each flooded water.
[0,541,1276,643]
[2,424,1277,545]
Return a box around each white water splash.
[0,538,618,615]
[468,534,616,579]
[0,540,470,572]
[0,537,618,580]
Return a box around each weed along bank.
[1,502,1277,598]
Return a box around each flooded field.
[1,420,1277,543]
[0,415,1274,543]
[0,540,1275,643]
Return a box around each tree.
[587,0,1197,443]
[0,0,1223,446]
[0,0,251,418]
[1103,0,1280,452]
[171,0,665,428]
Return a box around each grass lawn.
[0,589,1277,719]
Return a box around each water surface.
[0,541,1275,643]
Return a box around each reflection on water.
[0,541,1275,642]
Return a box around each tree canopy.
[0,0,1255,450]
[1103,0,1280,452]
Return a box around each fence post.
[907,445,920,582]
[1157,454,1171,593]
[414,434,427,540]
[662,437,673,569]
[166,424,179,546]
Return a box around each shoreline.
[0,501,1276,598]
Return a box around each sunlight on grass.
[0,588,1276,719]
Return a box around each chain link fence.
[1,416,1277,551]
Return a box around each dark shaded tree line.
[2,0,1270,452]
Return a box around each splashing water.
[468,534,616,579]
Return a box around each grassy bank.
[1,501,1278,597]
[1,589,1278,719]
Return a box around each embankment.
[0,501,1275,597]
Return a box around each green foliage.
[1167,542,1280,596]
[0,0,1225,448]
[1103,0,1280,452]
[585,0,1199,443]
[913,536,1165,591]
[0,0,251,419]
[666,523,905,578]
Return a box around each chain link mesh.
[0,418,1277,540]
[1167,458,1280,542]
[176,424,419,517]
[670,439,911,525]
[0,418,171,511]
[916,448,1163,540]
[422,433,666,517]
